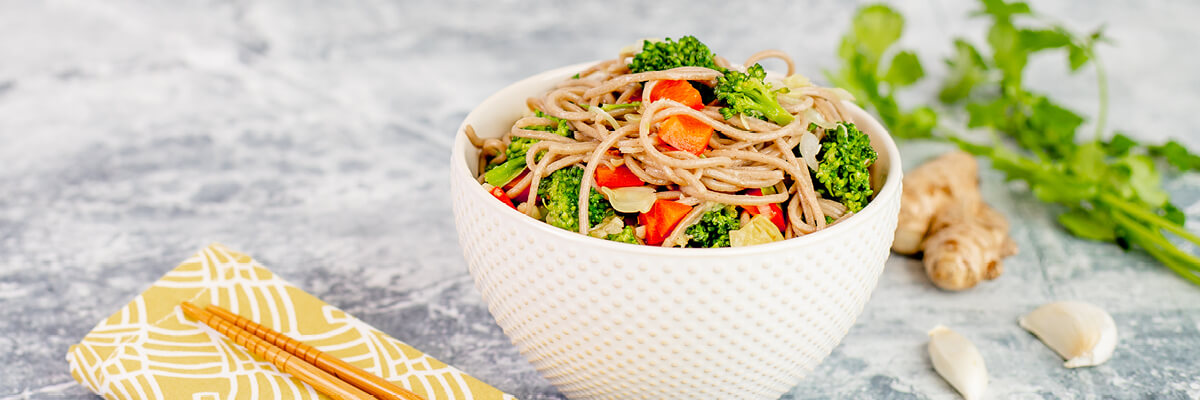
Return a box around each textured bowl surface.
[450,63,903,400]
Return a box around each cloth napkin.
[67,243,515,400]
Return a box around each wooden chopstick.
[204,304,426,400]
[180,302,376,400]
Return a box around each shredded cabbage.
[799,131,822,171]
[730,214,785,247]
[599,186,657,213]
[588,215,626,238]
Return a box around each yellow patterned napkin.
[68,244,515,400]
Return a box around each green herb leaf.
[940,40,989,103]
[1058,209,1117,241]
[973,0,1032,21]
[1019,29,1072,52]
[1119,155,1169,207]
[1150,140,1200,172]
[1104,133,1137,156]
[852,5,904,61]
[883,51,925,87]
[988,21,1027,87]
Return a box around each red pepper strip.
[743,189,786,232]
[648,80,704,110]
[639,199,693,246]
[657,115,714,156]
[502,170,531,203]
[490,186,516,209]
[594,164,644,188]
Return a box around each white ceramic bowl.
[450,63,902,399]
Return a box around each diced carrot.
[595,164,644,188]
[648,80,704,110]
[639,199,693,245]
[743,189,786,232]
[490,186,516,209]
[658,115,713,155]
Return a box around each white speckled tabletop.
[2,1,1199,399]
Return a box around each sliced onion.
[799,131,821,172]
[600,186,657,213]
[829,87,856,102]
[589,105,621,128]
[588,215,626,238]
[621,40,648,55]
[782,73,812,88]
[803,108,836,131]
[730,214,785,247]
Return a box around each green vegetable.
[827,4,936,138]
[813,123,877,213]
[605,226,639,244]
[832,1,1200,285]
[1149,140,1200,172]
[953,138,1200,285]
[685,204,741,248]
[628,36,721,74]
[538,166,614,231]
[937,0,1108,159]
[483,155,528,187]
[715,64,794,126]
[483,111,573,187]
[601,102,642,111]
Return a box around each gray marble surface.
[2,1,1199,399]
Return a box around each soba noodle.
[468,42,872,247]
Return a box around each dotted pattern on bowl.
[451,161,899,399]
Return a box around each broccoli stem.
[760,99,795,126]
[484,157,526,187]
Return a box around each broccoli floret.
[813,123,877,212]
[715,64,795,126]
[685,204,741,248]
[628,36,721,73]
[484,111,573,187]
[525,110,573,138]
[538,167,615,231]
[605,226,639,244]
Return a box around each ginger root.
[893,151,1017,291]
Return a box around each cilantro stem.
[1118,215,1200,271]
[1099,193,1200,247]
[1113,211,1200,285]
[1092,50,1109,140]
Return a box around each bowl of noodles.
[450,37,902,399]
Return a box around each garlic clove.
[928,325,988,400]
[1019,301,1117,368]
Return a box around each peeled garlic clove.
[928,325,988,400]
[1019,301,1117,368]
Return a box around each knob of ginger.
[893,151,1017,291]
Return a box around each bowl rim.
[451,61,903,256]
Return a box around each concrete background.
[2,0,1198,398]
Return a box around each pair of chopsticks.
[180,301,425,400]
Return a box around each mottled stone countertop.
[2,1,1199,399]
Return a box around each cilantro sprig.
[826,5,936,139]
[832,0,1200,285]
